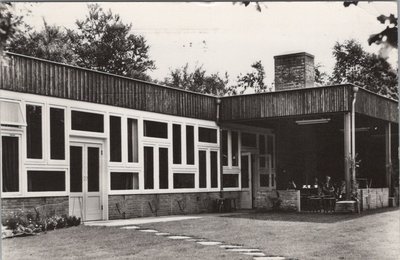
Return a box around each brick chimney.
[274,52,315,91]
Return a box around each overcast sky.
[19,2,397,86]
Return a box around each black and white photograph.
[0,1,399,259]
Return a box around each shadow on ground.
[221,207,400,224]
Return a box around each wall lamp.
[295,118,331,125]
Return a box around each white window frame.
[126,116,140,167]
[70,107,107,139]
[48,104,68,165]
[1,130,23,197]
[25,101,46,164]
[108,168,140,195]
[108,113,124,166]
[25,166,69,197]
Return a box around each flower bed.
[2,210,81,239]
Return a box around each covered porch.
[220,84,399,212]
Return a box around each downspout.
[351,86,359,197]
[216,98,224,199]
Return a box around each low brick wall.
[254,190,300,212]
[2,197,69,219]
[358,188,389,211]
[108,191,241,219]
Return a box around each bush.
[2,210,81,238]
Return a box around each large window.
[144,146,154,189]
[198,127,217,143]
[28,171,65,192]
[111,172,139,190]
[2,136,19,192]
[231,131,239,166]
[173,174,195,189]
[222,130,228,166]
[173,124,181,164]
[186,125,195,165]
[127,118,138,163]
[144,120,168,138]
[241,132,256,147]
[26,104,42,159]
[210,151,218,188]
[199,150,207,188]
[109,116,122,162]
[223,174,239,188]
[50,108,65,160]
[71,110,104,132]
[159,147,169,189]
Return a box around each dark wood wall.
[355,88,398,123]
[220,85,351,121]
[0,53,218,121]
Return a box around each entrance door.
[69,143,103,221]
[240,153,252,209]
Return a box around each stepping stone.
[139,229,158,233]
[120,226,139,230]
[167,235,192,240]
[253,257,287,260]
[242,252,266,257]
[155,232,170,236]
[227,248,261,253]
[197,241,222,246]
[220,244,243,249]
[185,238,203,242]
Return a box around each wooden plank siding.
[0,53,218,121]
[355,88,398,123]
[220,85,352,121]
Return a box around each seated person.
[287,179,297,190]
[322,175,335,197]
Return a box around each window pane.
[87,147,99,192]
[159,148,169,189]
[199,150,207,188]
[144,120,168,138]
[223,174,239,188]
[241,155,249,188]
[2,136,19,192]
[50,108,65,160]
[260,174,269,187]
[222,130,228,166]
[198,127,217,143]
[111,172,138,190]
[259,135,265,155]
[28,171,65,192]
[186,125,194,165]
[241,133,256,147]
[210,151,218,188]
[71,110,104,132]
[259,156,266,168]
[232,131,238,166]
[173,124,181,164]
[110,116,122,162]
[70,146,82,192]
[267,135,274,168]
[127,118,138,163]
[144,147,154,189]
[26,105,42,159]
[173,174,194,189]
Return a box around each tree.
[7,20,78,64]
[0,3,23,60]
[227,60,270,95]
[330,39,398,99]
[314,63,329,86]
[73,4,155,81]
[162,63,229,96]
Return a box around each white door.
[240,153,253,209]
[69,143,103,221]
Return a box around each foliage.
[0,2,23,59]
[227,60,270,95]
[162,63,229,96]
[330,39,398,99]
[368,14,397,48]
[7,20,78,64]
[314,63,329,86]
[73,4,155,81]
[2,210,81,238]
[6,3,155,81]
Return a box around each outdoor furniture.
[322,196,336,213]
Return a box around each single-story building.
[1,52,398,221]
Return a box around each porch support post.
[344,112,352,200]
[385,122,392,195]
